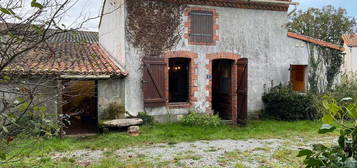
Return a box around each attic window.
[184,7,220,46]
[190,10,214,43]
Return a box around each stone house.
[342,34,357,75]
[1,0,345,134]
[98,0,344,123]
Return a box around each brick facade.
[164,51,198,108]
[184,7,219,46]
[206,52,241,121]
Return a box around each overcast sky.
[71,0,357,31]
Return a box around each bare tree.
[0,0,104,164]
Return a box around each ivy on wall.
[126,0,186,57]
[287,6,354,93]
[307,43,343,93]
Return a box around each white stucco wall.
[99,0,126,65]
[120,5,312,118]
[343,44,357,74]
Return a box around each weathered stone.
[101,118,143,128]
[127,126,140,136]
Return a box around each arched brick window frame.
[164,51,198,108]
[184,7,219,46]
[206,52,241,121]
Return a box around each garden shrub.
[136,112,154,125]
[181,112,223,127]
[262,85,320,120]
[327,75,357,105]
[103,102,125,119]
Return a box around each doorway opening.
[169,58,190,103]
[212,59,234,120]
[62,80,98,135]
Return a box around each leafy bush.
[137,112,154,125]
[262,85,320,120]
[327,75,357,106]
[298,96,357,168]
[181,112,223,127]
[103,102,125,120]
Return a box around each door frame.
[207,52,242,123]
[57,79,99,136]
[211,59,235,120]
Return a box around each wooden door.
[142,57,167,107]
[290,65,306,92]
[237,58,248,125]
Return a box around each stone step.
[101,118,143,128]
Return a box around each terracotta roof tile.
[2,43,127,77]
[342,34,357,47]
[288,32,344,51]
[160,0,291,11]
[47,30,99,43]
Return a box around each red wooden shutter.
[190,10,214,43]
[236,58,248,125]
[143,57,167,107]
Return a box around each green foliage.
[288,5,354,91]
[298,96,357,168]
[288,5,356,45]
[262,85,320,120]
[181,112,223,127]
[103,103,125,120]
[31,0,44,9]
[328,75,357,105]
[0,8,15,15]
[137,112,154,125]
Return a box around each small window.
[190,10,214,43]
[169,58,190,103]
[290,65,307,92]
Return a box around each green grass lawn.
[3,120,337,168]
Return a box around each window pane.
[169,58,190,102]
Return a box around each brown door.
[290,65,306,92]
[237,58,248,125]
[142,56,167,107]
[212,59,233,120]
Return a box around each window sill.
[167,102,191,109]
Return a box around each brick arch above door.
[164,51,198,108]
[206,52,241,121]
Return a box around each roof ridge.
[287,32,344,51]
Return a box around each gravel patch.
[51,137,337,167]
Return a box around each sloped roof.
[47,30,99,43]
[0,23,99,44]
[342,34,357,47]
[288,32,344,51]
[0,24,126,78]
[2,43,126,77]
